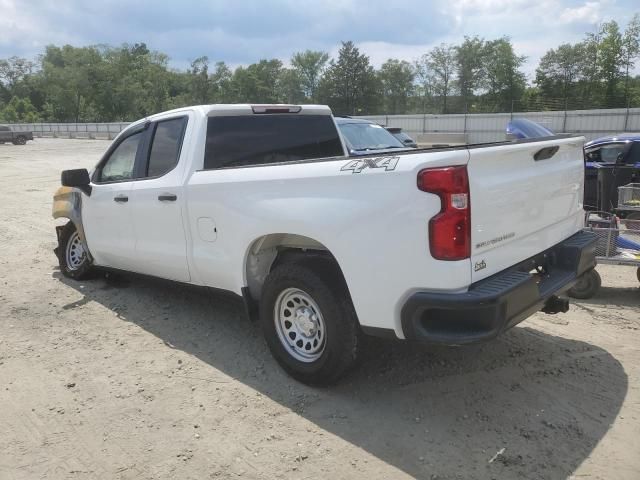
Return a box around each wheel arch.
[243,233,349,302]
[52,186,93,261]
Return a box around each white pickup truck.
[53,104,596,384]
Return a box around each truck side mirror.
[616,152,625,164]
[61,168,92,196]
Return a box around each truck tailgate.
[467,137,585,283]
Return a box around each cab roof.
[585,133,640,148]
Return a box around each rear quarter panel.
[186,149,471,337]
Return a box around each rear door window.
[145,117,188,177]
[204,115,344,169]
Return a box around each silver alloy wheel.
[65,231,86,271]
[274,288,326,363]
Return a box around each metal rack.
[618,183,640,212]
[569,210,640,299]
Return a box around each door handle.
[158,194,177,202]
[113,195,128,203]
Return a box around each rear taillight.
[417,166,470,261]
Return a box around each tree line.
[1,15,639,123]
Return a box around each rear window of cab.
[204,114,344,169]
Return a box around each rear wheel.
[13,136,27,145]
[57,222,93,280]
[568,269,601,299]
[260,258,360,385]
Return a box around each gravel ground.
[1,138,639,480]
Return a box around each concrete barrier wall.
[357,107,640,143]
[6,107,640,144]
[7,122,131,140]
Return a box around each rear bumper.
[400,230,597,345]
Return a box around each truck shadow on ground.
[577,285,640,308]
[55,271,628,479]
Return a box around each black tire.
[57,222,93,280]
[568,269,601,299]
[259,258,360,385]
[13,136,27,145]
[636,267,640,284]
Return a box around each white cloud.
[558,1,603,24]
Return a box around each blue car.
[506,118,554,139]
[335,117,414,156]
[584,134,640,168]
[583,134,640,213]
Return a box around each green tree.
[0,56,36,91]
[597,21,624,105]
[0,96,40,122]
[378,59,415,114]
[455,37,486,111]
[188,56,211,104]
[91,43,171,121]
[482,37,526,111]
[413,56,437,113]
[535,43,587,108]
[41,45,103,121]
[317,41,379,115]
[232,59,283,103]
[291,50,329,101]
[210,61,233,102]
[278,68,305,104]
[622,14,640,105]
[426,44,456,113]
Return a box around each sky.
[1,0,638,81]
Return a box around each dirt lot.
[0,138,639,480]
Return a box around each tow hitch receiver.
[542,295,570,315]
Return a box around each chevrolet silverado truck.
[0,125,33,145]
[52,104,596,385]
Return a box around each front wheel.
[57,222,93,280]
[260,259,360,385]
[568,268,601,299]
[13,136,27,145]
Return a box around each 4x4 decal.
[341,156,400,174]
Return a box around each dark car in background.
[583,134,640,213]
[385,127,418,148]
[335,117,413,156]
[584,134,640,167]
[0,125,33,145]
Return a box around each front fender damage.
[52,186,93,261]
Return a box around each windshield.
[339,122,405,151]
